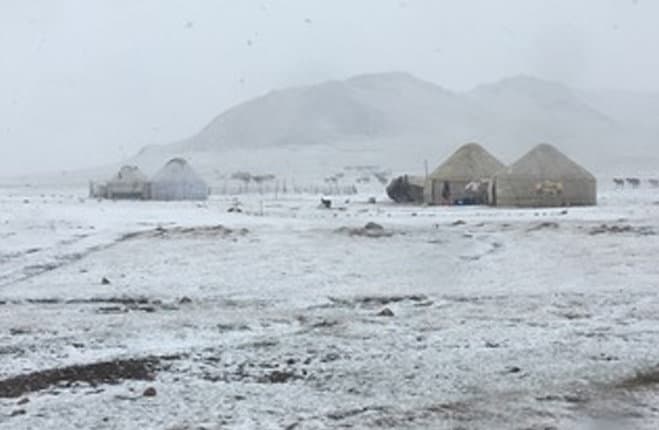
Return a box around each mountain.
[470,75,613,124]
[141,72,481,154]
[466,75,619,161]
[129,72,658,184]
[580,88,659,130]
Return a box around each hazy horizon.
[2,0,658,176]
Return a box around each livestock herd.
[613,177,659,189]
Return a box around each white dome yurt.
[149,158,209,201]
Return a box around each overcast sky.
[1,0,657,176]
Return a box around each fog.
[1,0,658,176]
[4,4,659,428]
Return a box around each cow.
[648,179,659,188]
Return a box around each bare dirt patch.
[0,357,161,398]
[589,224,656,236]
[17,296,178,314]
[334,222,394,238]
[327,294,429,309]
[527,222,560,232]
[120,225,248,241]
[614,366,659,391]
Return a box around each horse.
[626,178,641,189]
[613,178,625,189]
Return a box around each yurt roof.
[429,143,505,181]
[495,144,595,180]
[151,158,207,184]
[109,165,147,183]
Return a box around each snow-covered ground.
[1,185,659,429]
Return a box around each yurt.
[490,144,596,207]
[149,158,209,201]
[425,143,505,205]
[104,165,149,199]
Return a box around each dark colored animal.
[613,178,625,188]
[648,179,659,188]
[320,198,332,209]
[386,175,424,204]
[626,178,641,189]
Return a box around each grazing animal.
[320,197,332,209]
[648,179,659,188]
[613,178,625,189]
[626,178,641,189]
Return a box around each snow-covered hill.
[133,72,657,183]
[7,73,656,188]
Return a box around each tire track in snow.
[0,225,246,289]
[0,231,150,289]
